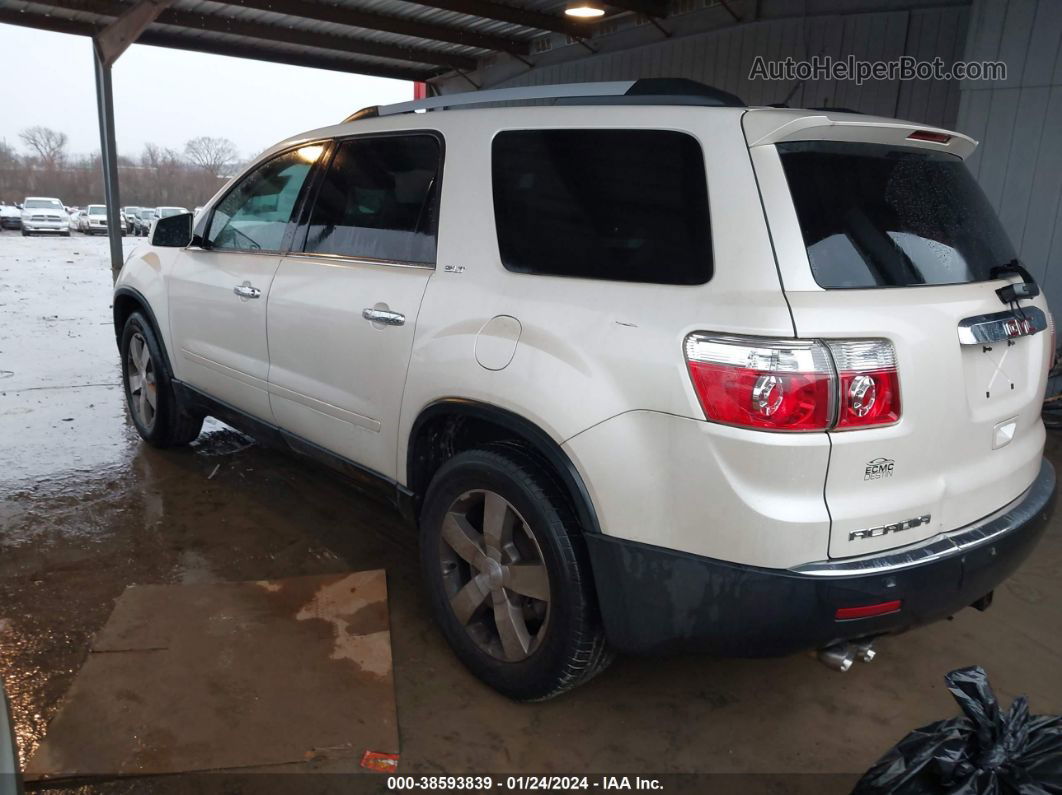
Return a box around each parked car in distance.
[122,206,141,233]
[133,208,156,237]
[114,80,1057,701]
[81,204,127,235]
[21,197,69,236]
[155,206,189,220]
[68,209,82,231]
[0,204,21,230]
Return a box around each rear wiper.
[990,259,1039,304]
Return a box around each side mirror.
[151,213,193,247]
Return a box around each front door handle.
[233,282,261,299]
[362,308,405,326]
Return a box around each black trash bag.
[854,666,1062,794]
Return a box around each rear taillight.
[828,340,901,429]
[684,334,900,432]
[684,336,833,431]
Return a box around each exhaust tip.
[851,640,876,663]
[818,643,855,672]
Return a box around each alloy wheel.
[438,489,551,662]
[126,332,158,430]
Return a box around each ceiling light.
[565,4,605,18]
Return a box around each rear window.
[491,129,712,285]
[778,141,1015,289]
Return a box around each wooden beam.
[0,8,437,80]
[396,0,584,38]
[95,0,172,66]
[24,0,477,69]
[215,0,531,54]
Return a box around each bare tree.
[142,143,182,171]
[19,126,68,169]
[0,140,17,169]
[184,136,238,176]
[1,130,228,209]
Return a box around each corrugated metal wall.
[487,5,969,127]
[957,0,1062,307]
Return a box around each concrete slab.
[23,572,396,779]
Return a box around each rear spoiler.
[742,109,976,159]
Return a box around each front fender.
[113,246,180,376]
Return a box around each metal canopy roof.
[0,0,668,81]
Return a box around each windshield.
[140,209,155,219]
[777,141,1016,289]
[87,205,106,216]
[25,199,63,210]
[159,208,186,218]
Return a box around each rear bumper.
[586,458,1055,656]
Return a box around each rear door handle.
[233,283,261,299]
[362,308,405,326]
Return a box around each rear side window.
[303,134,441,264]
[778,141,1016,289]
[492,130,712,285]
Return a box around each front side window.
[492,129,713,285]
[303,134,441,263]
[207,148,317,252]
[778,141,1016,289]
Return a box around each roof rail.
[344,78,745,122]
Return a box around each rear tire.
[120,312,203,447]
[419,445,612,701]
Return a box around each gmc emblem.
[1003,316,1034,338]
[849,514,932,542]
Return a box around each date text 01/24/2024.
[386,776,664,791]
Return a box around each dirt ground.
[1,232,1060,793]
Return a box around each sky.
[0,25,413,161]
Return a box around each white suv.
[114,80,1056,700]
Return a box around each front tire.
[120,312,203,447]
[419,445,612,701]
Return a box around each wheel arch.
[406,399,601,536]
[113,286,174,374]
